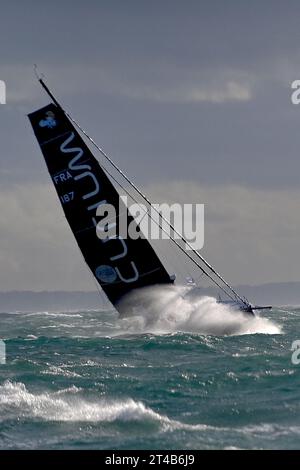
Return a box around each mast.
[36,76,251,309]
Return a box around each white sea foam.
[41,365,82,378]
[0,381,206,431]
[2,381,298,446]
[117,285,281,336]
[238,423,300,438]
[25,312,83,318]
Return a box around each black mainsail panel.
[28,103,172,305]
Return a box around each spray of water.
[117,285,281,336]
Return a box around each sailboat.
[28,77,271,316]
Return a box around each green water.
[0,295,299,449]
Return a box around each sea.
[0,285,299,450]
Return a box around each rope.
[37,77,250,308]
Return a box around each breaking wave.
[117,285,281,336]
[0,381,205,431]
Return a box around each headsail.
[28,103,173,306]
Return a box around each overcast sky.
[1,0,300,291]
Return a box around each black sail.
[28,103,173,305]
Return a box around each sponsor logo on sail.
[39,111,57,128]
[95,265,118,283]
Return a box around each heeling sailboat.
[28,77,271,315]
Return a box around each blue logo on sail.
[95,265,117,283]
[39,111,57,129]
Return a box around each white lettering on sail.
[104,237,128,261]
[61,133,100,200]
[60,132,91,171]
[53,171,73,184]
[115,262,139,283]
[87,200,107,212]
[74,171,100,200]
[59,131,139,286]
[60,192,74,204]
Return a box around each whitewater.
[0,286,298,449]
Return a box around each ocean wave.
[0,381,206,431]
[24,312,83,318]
[237,423,300,439]
[41,365,82,378]
[1,381,298,449]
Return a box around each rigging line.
[68,112,246,305]
[38,77,248,307]
[66,113,247,306]
[71,116,249,305]
[97,161,239,303]
[65,134,237,303]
